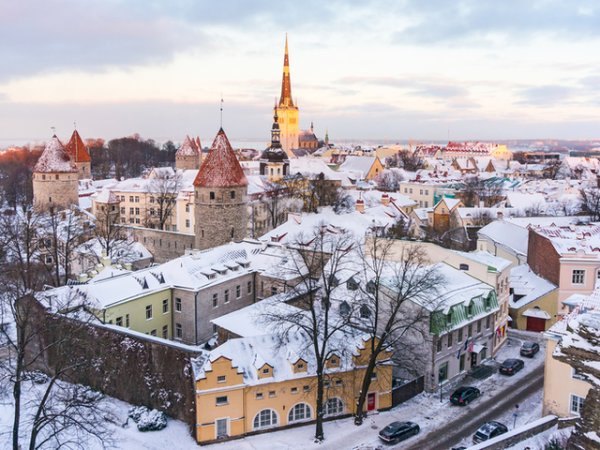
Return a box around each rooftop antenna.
[220,95,224,128]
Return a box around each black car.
[378,421,420,444]
[450,386,481,406]
[499,358,525,375]
[520,341,540,357]
[473,421,508,443]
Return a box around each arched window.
[324,398,344,416]
[253,409,278,430]
[288,403,312,423]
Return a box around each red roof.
[64,130,91,163]
[193,128,247,188]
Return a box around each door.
[470,352,478,368]
[216,418,228,439]
[367,393,376,411]
[526,316,546,332]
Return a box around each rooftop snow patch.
[34,136,78,173]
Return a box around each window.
[135,196,139,203]
[448,333,453,348]
[262,367,270,374]
[477,320,482,333]
[145,305,153,320]
[303,385,310,392]
[247,281,252,294]
[162,325,168,338]
[255,392,264,400]
[253,409,278,429]
[438,362,448,382]
[268,390,276,398]
[135,207,140,215]
[271,286,278,296]
[572,270,585,284]
[458,328,463,342]
[371,371,378,380]
[125,314,130,327]
[236,285,241,298]
[212,293,218,308]
[459,263,469,271]
[210,192,215,200]
[185,219,190,228]
[129,207,134,215]
[324,398,344,416]
[486,316,491,329]
[230,190,235,199]
[116,316,123,327]
[468,324,473,337]
[150,329,157,337]
[437,339,442,353]
[467,303,474,316]
[224,289,230,303]
[162,299,169,314]
[129,196,134,202]
[120,207,125,214]
[175,297,182,312]
[291,387,298,394]
[335,379,343,386]
[216,396,228,406]
[459,353,466,372]
[185,204,190,212]
[288,403,311,423]
[175,323,182,339]
[570,394,585,415]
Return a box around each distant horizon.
[2,2,600,144]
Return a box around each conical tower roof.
[176,135,200,157]
[34,136,78,173]
[64,129,91,163]
[193,128,247,188]
[279,34,294,108]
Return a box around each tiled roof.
[64,130,91,163]
[193,128,248,188]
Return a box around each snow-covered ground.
[0,333,555,450]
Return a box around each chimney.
[381,193,390,206]
[356,198,365,213]
[78,273,89,283]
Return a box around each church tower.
[193,128,248,250]
[260,110,289,182]
[275,35,299,158]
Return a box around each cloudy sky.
[1,0,599,146]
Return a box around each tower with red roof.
[33,135,79,212]
[176,135,202,170]
[193,128,248,250]
[64,129,92,180]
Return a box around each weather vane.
[220,96,224,128]
[51,126,56,136]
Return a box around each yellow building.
[276,35,299,158]
[195,300,393,444]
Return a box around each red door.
[367,393,376,411]
[526,317,546,332]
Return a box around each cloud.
[391,0,600,45]
[516,85,576,106]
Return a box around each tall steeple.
[279,34,294,108]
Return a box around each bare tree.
[580,187,600,221]
[375,169,404,192]
[352,238,443,424]
[146,169,182,230]
[262,226,356,441]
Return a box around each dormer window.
[459,263,469,271]
[262,368,269,374]
[467,302,474,317]
[446,311,452,325]
[346,278,359,291]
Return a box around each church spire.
[279,34,294,108]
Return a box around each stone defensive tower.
[33,135,79,212]
[193,128,248,250]
[175,135,202,171]
[275,35,299,158]
[64,129,92,180]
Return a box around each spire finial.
[220,95,224,128]
[50,126,56,137]
[73,121,77,131]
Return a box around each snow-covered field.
[0,333,555,450]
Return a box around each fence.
[392,376,424,406]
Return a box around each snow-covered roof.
[477,221,529,256]
[194,128,247,188]
[93,188,119,204]
[176,135,200,157]
[339,156,377,179]
[530,223,600,256]
[505,192,547,211]
[439,197,461,210]
[509,264,557,309]
[34,136,78,173]
[289,158,352,186]
[453,250,512,272]
[430,263,495,313]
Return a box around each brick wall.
[527,229,561,285]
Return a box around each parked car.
[472,421,508,444]
[378,421,420,444]
[499,358,525,375]
[520,341,540,357]
[450,386,481,406]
